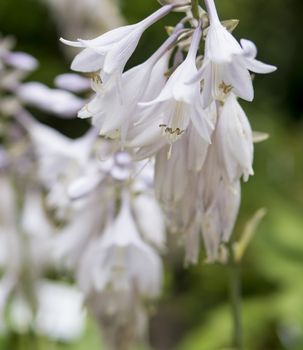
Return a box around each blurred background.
[0,0,303,349]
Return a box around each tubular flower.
[77,27,183,142]
[57,0,277,269]
[195,0,277,107]
[217,93,254,182]
[139,26,214,144]
[60,4,176,82]
[77,192,163,298]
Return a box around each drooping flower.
[172,132,241,263]
[198,136,240,261]
[77,27,183,142]
[77,192,163,298]
[195,0,277,107]
[61,4,177,82]
[138,26,214,144]
[217,93,254,182]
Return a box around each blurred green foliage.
[0,0,303,349]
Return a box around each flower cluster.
[28,117,166,348]
[0,35,88,338]
[0,34,165,348]
[0,0,276,348]
[62,0,276,262]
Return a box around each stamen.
[90,73,102,92]
[219,81,233,95]
[159,124,185,142]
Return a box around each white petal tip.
[60,38,83,48]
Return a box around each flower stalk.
[228,243,244,350]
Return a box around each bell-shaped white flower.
[197,0,277,107]
[155,141,189,204]
[78,29,181,143]
[139,27,214,144]
[201,178,241,262]
[198,136,241,262]
[154,121,210,204]
[217,93,254,182]
[61,4,175,82]
[124,50,171,154]
[77,193,163,299]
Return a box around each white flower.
[197,0,277,106]
[61,4,175,82]
[131,116,212,205]
[78,57,158,141]
[199,125,241,262]
[217,93,254,182]
[124,50,172,153]
[18,114,97,218]
[165,116,243,262]
[139,27,213,144]
[17,82,85,118]
[155,141,189,204]
[201,178,241,262]
[27,121,95,184]
[77,193,163,299]
[78,29,181,142]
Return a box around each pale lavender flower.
[77,193,163,298]
[139,27,214,144]
[194,0,277,107]
[54,73,90,93]
[77,27,183,142]
[17,82,85,118]
[217,93,254,182]
[61,4,177,82]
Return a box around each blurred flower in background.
[42,0,125,42]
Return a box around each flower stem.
[191,0,200,20]
[228,243,244,350]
